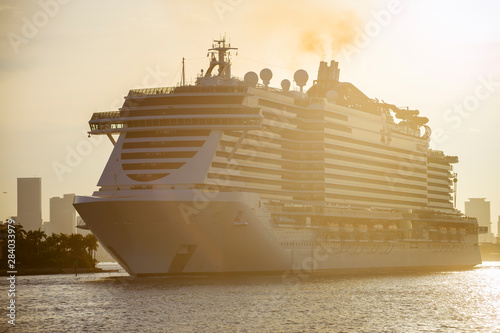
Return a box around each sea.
[3,262,500,333]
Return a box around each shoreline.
[1,267,120,276]
[2,262,497,277]
[480,243,500,261]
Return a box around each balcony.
[88,113,263,135]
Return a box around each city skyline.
[6,176,499,237]
[465,198,495,242]
[49,193,76,235]
[16,177,42,231]
[1,0,500,233]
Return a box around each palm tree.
[14,223,27,240]
[41,234,59,266]
[83,234,98,261]
[57,233,70,253]
[67,234,87,268]
[12,224,28,265]
[27,228,46,256]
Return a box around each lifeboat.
[395,109,419,119]
[343,223,354,232]
[329,222,339,232]
[357,224,368,233]
[388,224,398,231]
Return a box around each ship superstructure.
[74,38,481,276]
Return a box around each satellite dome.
[326,90,339,103]
[281,79,291,92]
[243,71,259,87]
[294,69,308,92]
[260,68,273,86]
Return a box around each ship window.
[126,173,169,182]
[122,140,204,149]
[124,95,245,108]
[125,130,211,138]
[122,162,185,170]
[121,151,197,159]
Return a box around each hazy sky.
[1,0,499,235]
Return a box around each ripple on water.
[6,263,500,332]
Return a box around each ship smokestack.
[310,60,340,97]
[317,60,340,89]
[332,60,340,81]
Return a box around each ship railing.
[128,87,177,97]
[88,114,263,134]
[427,150,459,163]
[129,85,254,97]
[307,97,327,106]
[478,226,489,234]
[412,216,477,224]
[90,111,121,120]
[266,206,402,220]
[294,99,310,107]
[175,85,248,93]
[249,82,282,92]
[90,107,260,120]
[428,149,446,158]
[391,126,420,137]
[127,82,297,100]
[265,200,392,212]
[76,219,90,230]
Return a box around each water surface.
[4,262,500,332]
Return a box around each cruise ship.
[74,38,481,276]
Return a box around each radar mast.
[205,36,237,79]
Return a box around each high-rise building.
[464,198,493,243]
[41,221,52,237]
[49,194,76,235]
[76,216,91,236]
[497,216,500,241]
[17,177,42,231]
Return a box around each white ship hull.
[74,191,481,276]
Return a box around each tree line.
[1,224,98,269]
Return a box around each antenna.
[453,173,458,208]
[181,57,186,86]
[204,36,238,78]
